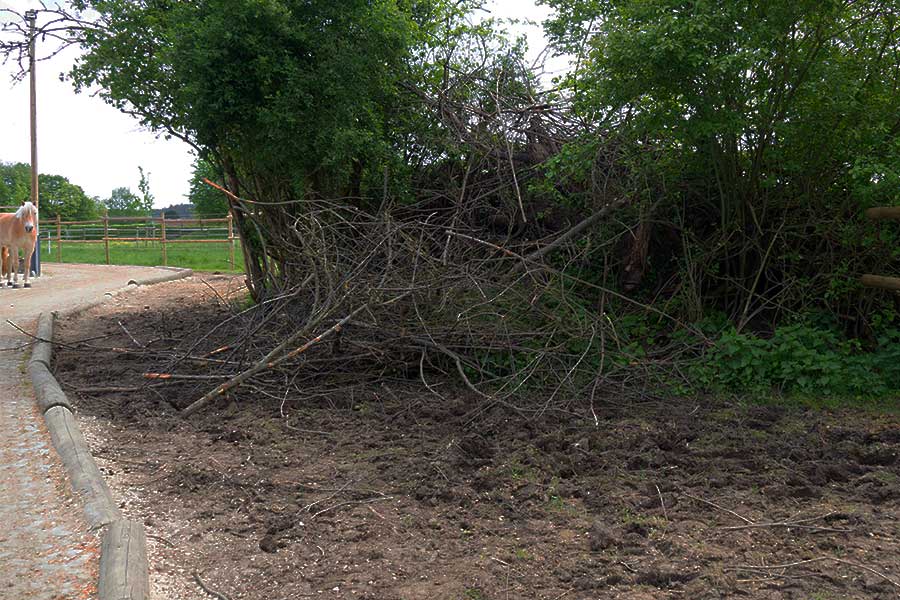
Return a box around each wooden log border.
[24,268,195,598]
[126,266,193,287]
[99,521,150,600]
[28,305,169,599]
[62,267,194,321]
[861,207,900,290]
[860,273,900,292]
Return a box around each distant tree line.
[0,161,100,220]
[0,161,189,219]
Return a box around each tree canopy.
[188,158,228,218]
[541,0,900,321]
[69,0,425,201]
[104,185,151,216]
[0,161,100,220]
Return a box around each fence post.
[227,212,235,271]
[103,209,110,265]
[161,212,167,267]
[55,214,61,263]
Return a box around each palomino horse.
[0,202,38,288]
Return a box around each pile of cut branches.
[175,158,686,418]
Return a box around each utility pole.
[25,9,41,276]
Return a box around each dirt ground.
[52,275,900,600]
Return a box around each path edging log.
[62,267,194,320]
[29,308,155,599]
[28,360,74,413]
[98,520,150,600]
[127,266,193,287]
[42,405,121,528]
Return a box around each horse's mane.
[15,202,37,219]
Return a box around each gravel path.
[0,264,186,600]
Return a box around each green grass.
[39,239,244,272]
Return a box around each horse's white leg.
[4,247,11,286]
[23,243,34,287]
[9,245,18,287]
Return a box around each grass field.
[39,239,244,272]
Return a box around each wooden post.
[160,212,167,267]
[860,274,900,292]
[55,214,61,262]
[26,10,41,276]
[103,209,110,265]
[227,212,235,271]
[861,207,900,293]
[27,10,38,209]
[98,520,150,600]
[865,207,900,221]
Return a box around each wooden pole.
[103,209,110,265]
[160,212,167,266]
[860,274,900,292]
[26,10,40,276]
[27,11,38,208]
[227,212,235,271]
[865,207,900,221]
[56,214,61,262]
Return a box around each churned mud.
[54,276,900,599]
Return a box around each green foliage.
[0,161,100,220]
[69,0,427,200]
[0,162,29,204]
[65,0,504,296]
[40,174,102,220]
[541,0,900,322]
[137,166,154,210]
[694,319,900,399]
[104,185,151,216]
[188,158,229,218]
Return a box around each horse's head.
[16,201,37,233]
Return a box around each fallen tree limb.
[143,373,231,380]
[518,196,628,267]
[181,303,370,417]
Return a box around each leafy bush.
[694,319,900,398]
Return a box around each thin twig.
[118,320,144,348]
[193,571,232,600]
[310,496,394,520]
[726,557,900,590]
[680,491,754,524]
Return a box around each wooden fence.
[860,206,900,292]
[39,212,237,270]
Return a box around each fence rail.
[861,206,900,291]
[39,213,237,270]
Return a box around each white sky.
[0,0,565,208]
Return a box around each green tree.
[138,166,154,210]
[0,162,30,206]
[104,186,150,216]
[69,0,419,197]
[66,0,476,296]
[0,161,99,219]
[188,158,228,218]
[542,0,900,322]
[39,174,101,220]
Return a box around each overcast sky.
[0,1,566,208]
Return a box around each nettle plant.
[695,318,900,398]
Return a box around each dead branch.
[726,557,900,590]
[181,302,372,417]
